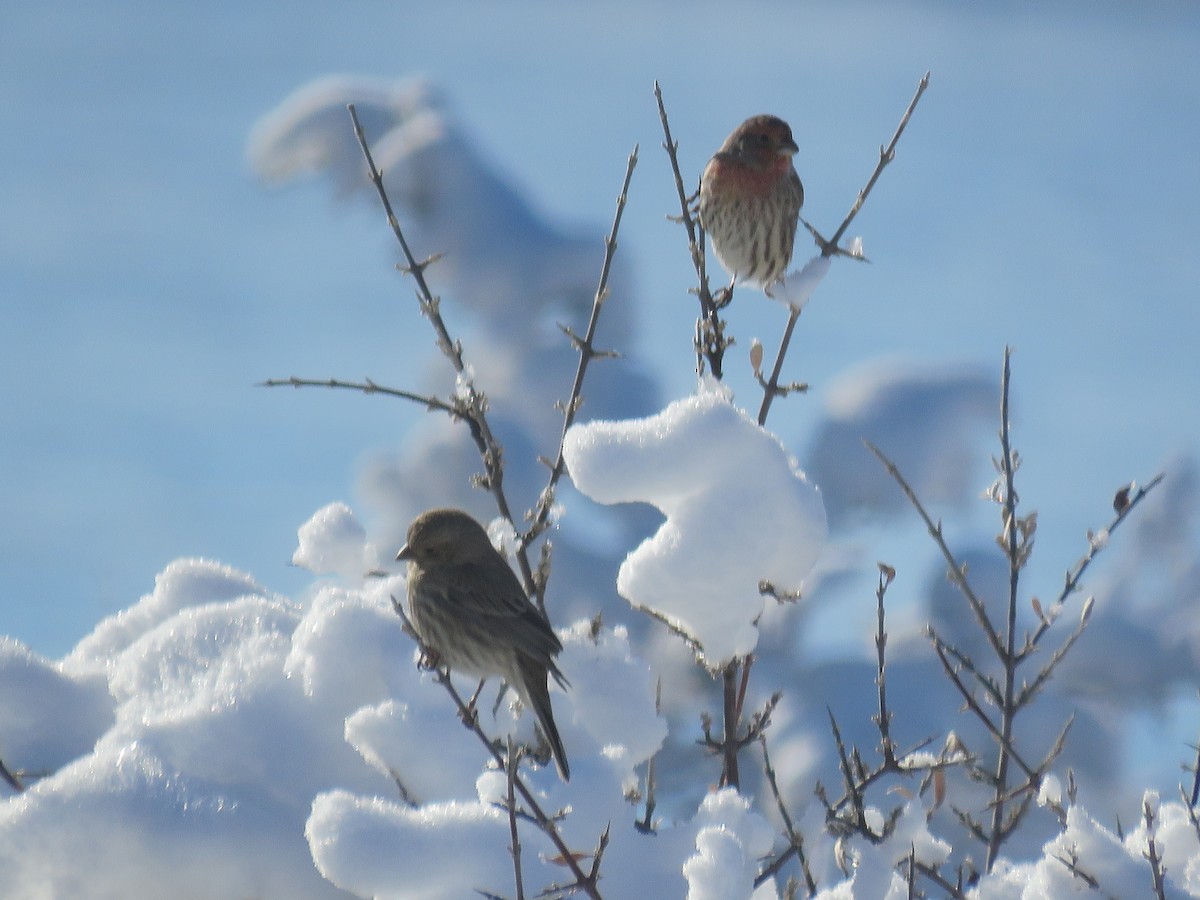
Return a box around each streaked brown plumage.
[397,508,570,781]
[699,114,804,294]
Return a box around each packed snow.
[562,383,827,666]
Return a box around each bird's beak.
[780,137,799,156]
[396,544,412,561]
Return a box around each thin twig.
[912,861,970,899]
[874,563,897,765]
[392,597,603,899]
[521,145,638,604]
[1144,797,1169,900]
[757,72,931,426]
[346,103,536,594]
[930,640,1039,784]
[1179,784,1200,843]
[757,309,805,427]
[1191,723,1200,807]
[1020,471,1164,655]
[635,679,661,835]
[506,737,526,900]
[260,376,460,415]
[927,629,1003,707]
[867,439,1005,660]
[1052,847,1114,897]
[654,81,725,379]
[818,72,930,255]
[755,734,818,894]
[988,347,1021,872]
[0,755,23,793]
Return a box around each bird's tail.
[516,655,570,782]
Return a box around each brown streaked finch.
[397,508,570,781]
[699,115,805,297]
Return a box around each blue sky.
[2,1,1199,656]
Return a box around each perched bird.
[397,508,570,781]
[698,115,805,295]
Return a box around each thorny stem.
[654,80,725,379]
[987,348,1021,872]
[874,564,897,764]
[1191,723,1200,807]
[506,738,526,900]
[635,679,662,834]
[1144,798,1168,900]
[875,348,1163,873]
[259,376,458,414]
[866,440,1006,661]
[757,310,804,427]
[345,103,535,591]
[757,72,931,427]
[755,734,818,893]
[913,862,970,899]
[824,72,930,254]
[1021,471,1164,655]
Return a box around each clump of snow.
[307,790,513,900]
[292,501,378,579]
[0,638,112,775]
[771,253,833,310]
[684,788,777,900]
[64,558,269,677]
[562,385,827,666]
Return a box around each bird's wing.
[434,561,563,659]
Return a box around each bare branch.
[757,72,931,426]
[867,439,1005,660]
[755,734,818,894]
[260,376,460,416]
[391,596,603,898]
[341,103,541,597]
[654,81,726,379]
[505,737,526,900]
[816,72,931,256]
[1144,797,1169,900]
[521,146,639,601]
[1022,471,1164,654]
[873,563,898,765]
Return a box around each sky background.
[3,0,1199,663]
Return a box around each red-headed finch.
[397,508,570,781]
[699,114,804,295]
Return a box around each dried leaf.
[749,339,764,375]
